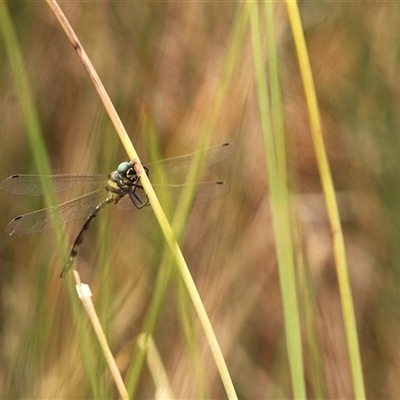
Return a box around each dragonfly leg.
[128,185,149,209]
[60,197,113,277]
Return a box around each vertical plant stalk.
[74,272,129,400]
[128,7,248,393]
[46,1,238,399]
[249,3,306,398]
[285,2,366,398]
[137,334,175,398]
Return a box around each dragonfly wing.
[190,181,230,204]
[115,181,229,210]
[5,189,108,235]
[158,181,230,205]
[145,143,235,176]
[2,174,107,196]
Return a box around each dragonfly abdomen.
[61,196,114,277]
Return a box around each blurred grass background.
[1,2,400,399]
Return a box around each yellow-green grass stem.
[46,1,237,398]
[74,272,129,400]
[127,7,249,392]
[286,2,366,398]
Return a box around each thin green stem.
[286,2,365,398]
[249,3,306,398]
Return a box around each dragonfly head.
[117,161,137,183]
[117,161,149,183]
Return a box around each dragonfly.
[2,142,234,276]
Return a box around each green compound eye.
[117,161,132,176]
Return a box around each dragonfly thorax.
[107,161,150,200]
[107,162,137,195]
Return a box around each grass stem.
[286,2,366,398]
[46,1,237,398]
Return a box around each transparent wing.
[2,143,235,195]
[145,142,235,176]
[116,181,230,210]
[5,189,108,235]
[185,181,230,204]
[1,174,107,196]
